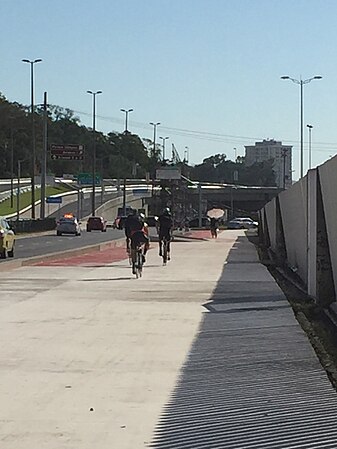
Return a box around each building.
[244,139,292,189]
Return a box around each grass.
[0,186,71,216]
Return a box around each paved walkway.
[1,231,337,448]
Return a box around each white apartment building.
[244,139,292,189]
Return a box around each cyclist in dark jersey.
[157,207,173,259]
[125,210,149,272]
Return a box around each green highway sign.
[77,173,101,185]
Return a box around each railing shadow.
[148,236,336,448]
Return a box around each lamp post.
[87,90,102,216]
[120,108,133,133]
[233,147,237,161]
[159,136,169,161]
[307,124,313,170]
[22,58,42,219]
[281,149,287,189]
[150,122,160,157]
[184,146,189,164]
[281,75,322,179]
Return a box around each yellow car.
[0,217,15,258]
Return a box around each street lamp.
[120,108,133,133]
[87,90,102,216]
[281,75,322,179]
[307,124,313,170]
[159,136,169,161]
[150,122,160,157]
[22,58,42,219]
[184,146,189,164]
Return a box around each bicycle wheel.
[136,249,143,278]
[162,239,168,265]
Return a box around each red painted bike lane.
[31,231,219,267]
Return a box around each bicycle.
[161,236,170,265]
[126,246,132,265]
[131,244,144,278]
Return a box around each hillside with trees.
[0,93,160,180]
[0,93,276,186]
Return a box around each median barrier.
[8,218,57,234]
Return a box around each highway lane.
[1,227,126,262]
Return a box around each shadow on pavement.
[148,235,337,448]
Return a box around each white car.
[227,217,258,229]
[56,215,81,236]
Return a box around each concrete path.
[1,231,337,448]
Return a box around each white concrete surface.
[0,230,285,448]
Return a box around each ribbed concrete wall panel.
[318,156,337,295]
[279,178,307,284]
[264,198,277,252]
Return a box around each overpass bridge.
[187,183,282,215]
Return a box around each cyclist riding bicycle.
[125,210,149,273]
[157,207,173,260]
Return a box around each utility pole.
[40,92,48,219]
[281,149,287,189]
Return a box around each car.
[56,214,81,236]
[86,216,107,232]
[227,217,258,229]
[0,216,15,258]
[112,215,128,230]
[145,216,158,227]
[188,217,211,228]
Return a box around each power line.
[71,108,337,153]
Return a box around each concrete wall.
[264,198,277,252]
[96,194,146,222]
[261,154,337,306]
[278,177,307,284]
[318,156,337,297]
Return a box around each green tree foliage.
[0,93,161,179]
[190,153,276,186]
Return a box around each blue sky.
[1,0,337,180]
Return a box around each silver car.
[56,215,81,236]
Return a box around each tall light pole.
[307,124,313,170]
[120,108,133,133]
[159,136,169,161]
[281,75,322,179]
[150,122,160,157]
[184,146,189,164]
[87,90,102,216]
[22,58,42,219]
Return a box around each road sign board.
[77,173,101,185]
[132,188,152,198]
[46,196,62,204]
[156,168,181,180]
[50,144,85,160]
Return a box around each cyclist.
[157,207,173,259]
[124,209,141,253]
[210,217,218,238]
[125,210,149,273]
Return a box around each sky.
[1,0,337,180]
